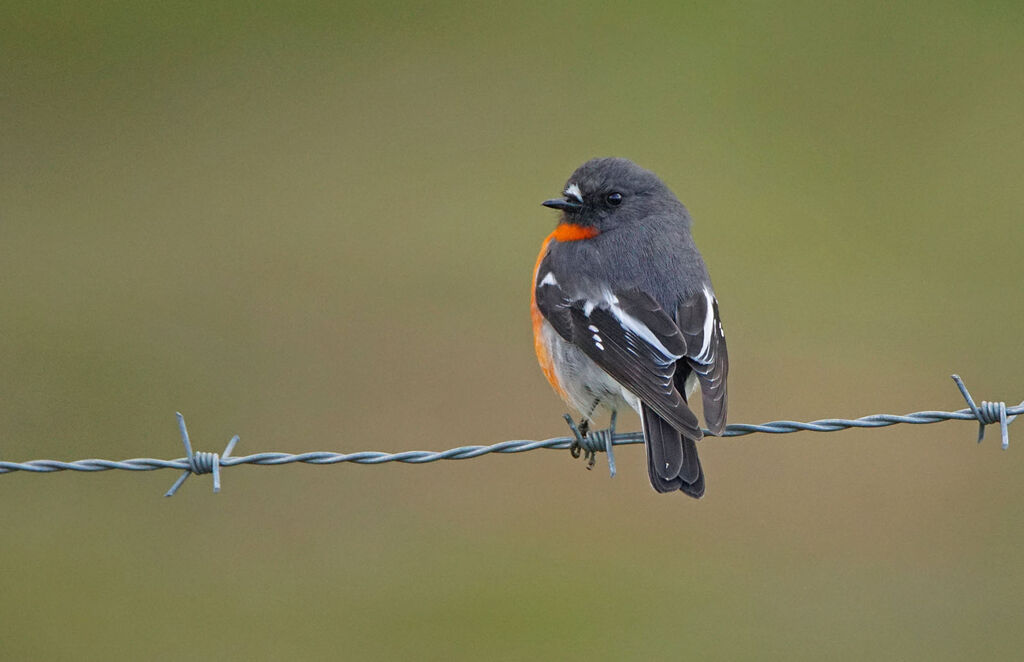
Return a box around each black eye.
[606,192,623,206]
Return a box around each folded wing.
[676,287,729,435]
[535,277,702,442]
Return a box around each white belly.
[541,320,641,421]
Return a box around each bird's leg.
[564,401,617,477]
[565,398,600,460]
[580,399,601,469]
[564,415,587,459]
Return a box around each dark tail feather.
[641,403,705,499]
[644,405,684,482]
[679,437,705,498]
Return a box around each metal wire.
[0,374,1019,496]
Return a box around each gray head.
[542,157,688,231]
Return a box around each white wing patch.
[582,289,681,362]
[612,305,679,361]
[565,183,583,203]
[539,272,558,287]
[694,286,716,363]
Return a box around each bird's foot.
[567,418,589,459]
[562,411,617,478]
[564,415,596,468]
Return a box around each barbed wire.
[0,375,1019,497]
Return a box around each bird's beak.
[542,198,583,211]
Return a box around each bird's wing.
[535,268,702,440]
[676,287,729,434]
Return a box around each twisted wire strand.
[0,375,1020,495]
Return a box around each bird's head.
[542,157,684,233]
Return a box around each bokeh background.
[4,2,1023,659]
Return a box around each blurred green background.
[3,1,1023,659]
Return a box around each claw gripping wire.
[563,411,617,477]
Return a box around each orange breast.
[530,223,599,399]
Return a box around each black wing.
[676,288,729,434]
[535,275,702,441]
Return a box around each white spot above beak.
[565,183,583,203]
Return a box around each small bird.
[531,158,728,497]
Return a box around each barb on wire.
[0,374,1020,496]
[951,374,1017,449]
[164,413,240,497]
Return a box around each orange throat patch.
[550,223,599,242]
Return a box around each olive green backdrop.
[3,2,1023,659]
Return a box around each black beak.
[542,198,582,211]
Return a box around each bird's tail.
[641,403,705,498]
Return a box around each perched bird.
[531,158,728,497]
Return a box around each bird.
[531,157,728,497]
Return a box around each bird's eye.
[606,192,623,206]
